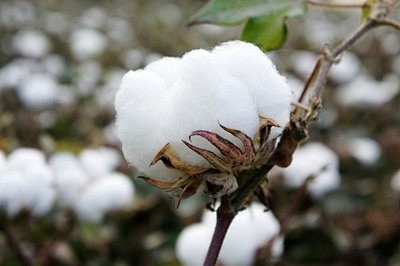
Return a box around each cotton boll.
[175,223,213,266]
[0,170,32,217]
[17,72,60,108]
[7,148,46,169]
[335,74,399,107]
[329,52,361,84]
[12,29,51,57]
[49,152,91,207]
[212,41,292,138]
[72,173,134,223]
[78,147,121,178]
[344,137,381,165]
[69,28,107,60]
[280,142,340,198]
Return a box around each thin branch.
[203,195,236,266]
[374,17,400,31]
[0,221,33,266]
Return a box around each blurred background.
[0,0,400,265]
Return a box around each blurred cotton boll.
[12,29,51,57]
[115,40,292,184]
[278,142,341,198]
[0,148,56,217]
[344,137,381,165]
[72,173,134,223]
[175,202,283,266]
[17,72,61,109]
[69,28,107,60]
[49,148,134,222]
[335,74,399,107]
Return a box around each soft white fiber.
[278,142,340,198]
[115,41,292,182]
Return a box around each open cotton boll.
[12,29,51,58]
[49,152,91,207]
[78,147,121,178]
[344,137,381,165]
[335,74,399,107]
[0,170,32,217]
[17,72,60,108]
[69,28,107,60]
[280,142,340,198]
[7,148,46,168]
[175,223,213,266]
[72,173,134,223]
[212,41,292,138]
[20,163,56,216]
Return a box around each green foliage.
[241,2,307,50]
[189,0,307,50]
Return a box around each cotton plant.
[175,202,283,266]
[115,40,292,200]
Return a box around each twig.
[0,220,33,266]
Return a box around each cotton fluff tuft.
[1,148,56,217]
[175,202,283,266]
[278,142,340,198]
[115,41,292,182]
[72,173,134,223]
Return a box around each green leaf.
[188,0,306,26]
[241,2,307,50]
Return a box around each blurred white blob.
[390,169,400,193]
[277,142,341,198]
[17,72,60,108]
[290,51,318,79]
[12,29,51,57]
[0,1,35,29]
[80,7,108,29]
[49,148,133,222]
[329,52,361,84]
[0,58,37,90]
[72,173,134,223]
[115,41,292,182]
[0,148,56,217]
[335,74,399,107]
[176,202,283,266]
[344,137,381,165]
[69,28,107,60]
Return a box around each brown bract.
[139,117,281,201]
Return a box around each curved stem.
[203,195,236,266]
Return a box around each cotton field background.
[1,0,400,265]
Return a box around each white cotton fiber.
[280,142,340,198]
[72,173,134,223]
[69,28,107,60]
[49,152,91,207]
[115,40,292,182]
[212,41,292,137]
[78,147,121,177]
